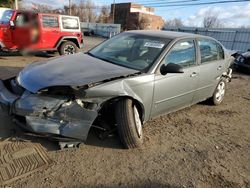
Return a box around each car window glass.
[103,37,164,69]
[42,16,59,28]
[198,39,222,63]
[89,33,171,71]
[0,10,13,24]
[164,40,196,68]
[217,43,224,59]
[15,13,29,27]
[62,17,79,29]
[104,37,135,52]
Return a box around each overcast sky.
[23,0,250,27]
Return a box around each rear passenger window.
[61,16,79,30]
[198,39,224,63]
[164,40,196,68]
[42,16,59,28]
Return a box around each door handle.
[217,66,222,70]
[190,72,198,77]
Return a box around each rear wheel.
[211,79,226,105]
[115,99,143,149]
[59,41,79,55]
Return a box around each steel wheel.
[215,81,225,102]
[133,106,142,138]
[211,79,227,105]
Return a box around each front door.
[151,39,199,117]
[11,12,32,48]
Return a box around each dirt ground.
[0,36,249,188]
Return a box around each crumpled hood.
[18,53,139,93]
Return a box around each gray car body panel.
[17,53,139,93]
[0,31,232,142]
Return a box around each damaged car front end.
[0,79,100,142]
[0,52,148,143]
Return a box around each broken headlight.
[76,99,97,110]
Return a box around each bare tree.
[19,2,62,14]
[19,0,98,23]
[64,0,97,22]
[30,4,53,13]
[97,5,111,23]
[139,17,151,29]
[203,9,223,28]
[165,18,184,27]
[0,0,14,8]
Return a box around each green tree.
[0,0,14,8]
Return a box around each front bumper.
[0,80,98,141]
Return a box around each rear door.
[193,38,225,103]
[151,39,199,117]
[40,14,60,48]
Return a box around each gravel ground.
[0,36,249,188]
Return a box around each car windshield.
[88,33,171,71]
[0,9,13,24]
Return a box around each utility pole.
[112,0,115,24]
[69,0,72,15]
[15,0,18,10]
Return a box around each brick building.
[111,3,165,31]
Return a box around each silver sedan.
[0,31,232,148]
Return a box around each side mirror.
[160,63,184,75]
[9,21,15,28]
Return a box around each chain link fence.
[81,22,121,38]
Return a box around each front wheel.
[211,79,226,105]
[59,41,79,55]
[115,99,143,149]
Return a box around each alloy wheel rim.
[133,106,142,138]
[215,81,225,102]
[64,45,75,55]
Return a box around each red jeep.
[0,9,83,55]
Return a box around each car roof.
[15,11,78,18]
[126,30,208,40]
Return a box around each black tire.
[59,41,79,55]
[211,79,227,105]
[115,99,143,149]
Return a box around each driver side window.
[15,13,29,27]
[164,40,196,68]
